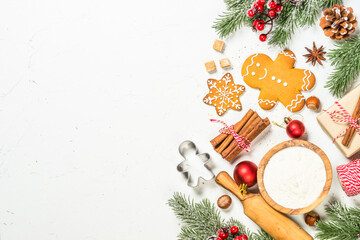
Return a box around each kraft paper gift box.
[317,84,360,158]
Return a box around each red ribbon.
[324,101,360,142]
[337,159,360,197]
[210,119,251,152]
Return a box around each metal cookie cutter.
[177,140,215,188]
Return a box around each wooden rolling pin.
[216,171,313,240]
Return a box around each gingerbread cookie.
[203,73,245,116]
[241,50,316,112]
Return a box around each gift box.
[317,84,360,158]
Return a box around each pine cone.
[320,4,357,40]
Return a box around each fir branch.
[325,36,360,97]
[268,3,297,47]
[213,0,253,39]
[168,192,274,240]
[320,0,343,8]
[297,0,320,26]
[315,201,360,240]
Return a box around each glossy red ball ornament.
[258,0,266,5]
[268,9,276,17]
[230,226,239,234]
[257,4,264,12]
[285,118,305,139]
[268,0,277,9]
[256,22,264,31]
[259,34,267,41]
[247,9,255,17]
[233,161,258,187]
[217,228,229,239]
[275,4,282,12]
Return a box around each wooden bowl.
[257,140,332,215]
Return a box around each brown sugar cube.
[205,60,216,73]
[219,58,231,68]
[213,39,225,52]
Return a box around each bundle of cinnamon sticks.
[210,109,270,162]
[342,96,360,147]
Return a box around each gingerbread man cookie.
[203,73,245,116]
[241,50,316,112]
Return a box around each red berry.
[257,5,264,12]
[275,4,282,12]
[258,0,266,4]
[217,238,223,240]
[259,34,267,42]
[230,226,239,234]
[217,228,229,239]
[268,9,276,17]
[251,2,258,9]
[268,1,277,9]
[247,9,255,17]
[239,235,248,240]
[256,23,265,31]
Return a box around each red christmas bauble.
[268,9,276,17]
[257,4,264,12]
[286,119,305,139]
[247,9,255,17]
[259,34,267,41]
[233,161,258,187]
[258,0,266,5]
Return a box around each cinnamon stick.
[210,109,254,149]
[215,112,259,154]
[342,96,360,147]
[221,114,262,159]
[223,117,270,162]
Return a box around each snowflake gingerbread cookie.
[241,50,316,112]
[203,73,245,116]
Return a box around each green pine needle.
[168,192,273,240]
[326,36,360,97]
[315,201,360,240]
[213,0,343,47]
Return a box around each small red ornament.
[258,0,266,5]
[259,34,267,41]
[247,9,255,17]
[256,23,265,31]
[275,4,282,12]
[285,117,305,139]
[230,226,239,234]
[268,9,276,17]
[268,1,277,9]
[217,228,229,239]
[257,4,264,12]
[233,161,258,194]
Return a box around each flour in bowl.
[263,146,326,209]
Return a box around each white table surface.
[0,0,359,239]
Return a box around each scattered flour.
[263,146,326,209]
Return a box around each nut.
[306,96,321,111]
[305,211,320,226]
[217,195,232,209]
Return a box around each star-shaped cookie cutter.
[177,140,215,188]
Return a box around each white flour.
[263,146,326,209]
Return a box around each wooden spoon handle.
[215,171,245,201]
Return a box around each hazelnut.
[217,195,232,209]
[305,211,320,226]
[306,96,321,111]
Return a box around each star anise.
[303,42,326,66]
